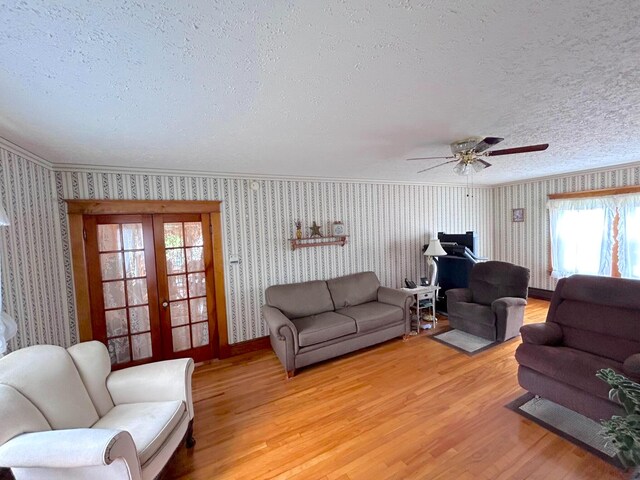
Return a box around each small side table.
[401,285,439,335]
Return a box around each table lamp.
[423,239,447,286]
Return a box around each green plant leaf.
[597,369,640,467]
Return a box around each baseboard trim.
[528,287,553,301]
[220,336,271,358]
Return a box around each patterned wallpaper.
[493,164,640,290]
[56,170,494,343]
[0,147,71,352]
[7,136,636,349]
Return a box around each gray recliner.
[446,261,530,341]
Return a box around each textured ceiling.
[1,1,639,185]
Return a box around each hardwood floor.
[164,299,632,479]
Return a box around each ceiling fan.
[407,137,549,175]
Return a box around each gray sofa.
[262,272,413,377]
[446,261,530,341]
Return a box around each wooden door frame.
[66,200,229,356]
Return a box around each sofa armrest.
[446,288,472,304]
[107,358,195,419]
[377,287,413,309]
[0,428,140,478]
[623,353,640,379]
[378,287,414,334]
[520,323,563,346]
[262,305,299,350]
[263,306,298,373]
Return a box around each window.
[548,191,640,280]
[548,197,615,278]
[617,195,640,279]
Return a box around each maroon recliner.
[516,274,640,421]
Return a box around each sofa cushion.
[265,280,334,319]
[450,302,495,326]
[559,274,640,310]
[93,400,186,465]
[337,302,403,333]
[0,345,99,430]
[67,341,115,417]
[327,272,380,309]
[552,299,640,362]
[291,312,357,347]
[515,344,622,401]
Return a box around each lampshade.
[0,205,8,226]
[423,239,447,256]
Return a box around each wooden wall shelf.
[290,235,348,251]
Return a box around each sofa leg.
[286,369,296,379]
[185,419,196,448]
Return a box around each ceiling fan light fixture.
[472,161,487,173]
[409,136,548,176]
[453,162,471,176]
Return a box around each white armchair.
[0,341,195,480]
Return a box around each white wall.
[493,164,640,290]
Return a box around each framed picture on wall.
[512,208,525,222]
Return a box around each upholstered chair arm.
[107,358,195,420]
[378,287,413,334]
[519,322,563,346]
[0,429,141,479]
[492,297,527,310]
[623,353,640,379]
[446,288,472,304]
[492,297,528,342]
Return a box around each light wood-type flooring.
[164,298,633,479]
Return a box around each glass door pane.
[155,214,216,362]
[85,215,161,368]
[163,221,209,352]
[97,222,153,364]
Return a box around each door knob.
[162,301,169,308]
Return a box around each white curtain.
[616,193,640,279]
[548,197,616,278]
[0,203,17,357]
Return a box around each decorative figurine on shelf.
[295,220,303,239]
[331,221,345,236]
[309,221,322,237]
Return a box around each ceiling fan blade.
[476,159,492,168]
[473,137,504,153]
[406,155,456,161]
[486,143,549,156]
[417,159,458,174]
